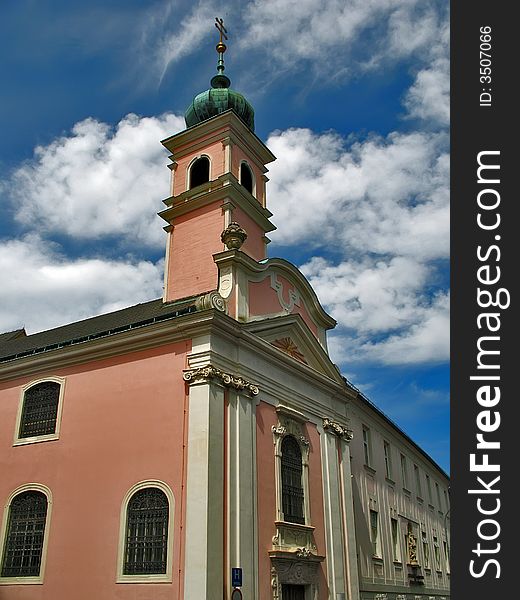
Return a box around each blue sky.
[0,0,449,472]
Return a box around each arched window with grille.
[0,485,52,584]
[240,161,254,195]
[189,156,210,189]
[281,435,305,524]
[14,378,65,445]
[117,481,175,583]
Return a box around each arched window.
[123,488,169,575]
[1,491,48,579]
[17,380,62,441]
[240,162,254,194]
[281,435,305,524]
[189,156,210,189]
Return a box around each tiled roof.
[0,297,198,363]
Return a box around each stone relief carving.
[323,418,354,441]
[270,273,301,312]
[183,365,259,395]
[271,337,308,364]
[272,415,309,447]
[374,594,388,600]
[407,528,419,565]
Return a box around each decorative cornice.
[183,364,259,395]
[323,418,353,441]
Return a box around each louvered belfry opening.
[281,435,305,524]
[1,491,48,577]
[189,156,210,189]
[123,488,169,575]
[19,382,60,438]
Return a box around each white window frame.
[362,426,372,467]
[400,454,409,490]
[0,483,53,585]
[187,154,212,190]
[391,517,401,562]
[13,377,66,446]
[273,419,311,525]
[116,480,175,584]
[369,509,381,558]
[383,441,393,479]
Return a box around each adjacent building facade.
[0,37,449,600]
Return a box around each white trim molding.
[116,480,175,584]
[0,483,53,585]
[13,376,66,446]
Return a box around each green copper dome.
[184,34,255,131]
[185,86,255,132]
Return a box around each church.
[0,21,450,600]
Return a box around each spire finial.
[211,17,231,89]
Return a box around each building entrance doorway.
[281,584,306,600]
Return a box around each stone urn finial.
[221,222,247,250]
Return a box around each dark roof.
[0,297,198,363]
[0,328,27,345]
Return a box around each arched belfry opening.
[189,156,210,189]
[240,162,254,195]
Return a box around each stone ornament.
[221,222,247,249]
[323,418,354,441]
[194,290,226,312]
[183,365,259,395]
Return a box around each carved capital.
[295,547,313,558]
[194,290,226,312]
[323,418,354,441]
[183,365,259,395]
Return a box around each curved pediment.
[214,250,335,350]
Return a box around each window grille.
[281,436,305,524]
[123,488,169,575]
[1,491,48,577]
[19,382,60,438]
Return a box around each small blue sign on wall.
[232,567,242,587]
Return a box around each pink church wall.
[248,276,320,337]
[172,138,227,197]
[231,145,265,206]
[256,401,327,599]
[231,206,266,261]
[166,200,225,301]
[256,401,279,600]
[0,340,190,600]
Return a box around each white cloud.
[0,235,164,334]
[304,256,449,365]
[267,127,449,261]
[404,57,450,126]
[8,113,184,248]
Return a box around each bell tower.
[159,22,276,303]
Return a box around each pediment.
[244,314,344,383]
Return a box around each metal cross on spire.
[215,17,228,47]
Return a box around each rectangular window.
[444,489,449,511]
[362,427,372,466]
[435,482,442,508]
[384,441,392,479]
[391,518,400,562]
[370,510,380,557]
[414,464,422,497]
[433,536,441,570]
[426,474,432,503]
[400,454,408,489]
[443,540,450,572]
[422,531,430,568]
